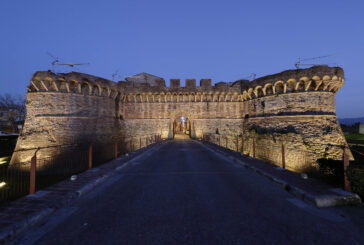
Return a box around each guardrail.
[0,134,162,205]
[201,133,353,191]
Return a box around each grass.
[345,133,364,141]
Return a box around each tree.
[0,93,26,133]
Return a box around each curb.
[198,140,361,208]
[0,208,54,245]
[0,140,167,245]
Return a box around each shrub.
[347,164,364,199]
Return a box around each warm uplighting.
[0,157,9,165]
[0,182,6,188]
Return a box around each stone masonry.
[11,66,352,172]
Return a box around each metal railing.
[0,134,162,205]
[201,132,354,191]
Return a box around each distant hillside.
[338,117,364,125]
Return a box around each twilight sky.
[0,0,363,118]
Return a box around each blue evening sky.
[0,0,363,118]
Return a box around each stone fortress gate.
[11,66,352,172]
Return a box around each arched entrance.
[173,116,191,139]
[170,110,194,139]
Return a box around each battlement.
[27,66,344,103]
[29,71,121,100]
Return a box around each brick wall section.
[11,66,352,172]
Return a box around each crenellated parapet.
[241,66,344,101]
[27,66,344,102]
[120,78,243,94]
[121,66,344,103]
[28,71,122,100]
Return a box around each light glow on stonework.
[0,182,6,188]
[0,161,8,165]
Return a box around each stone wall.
[11,66,352,172]
[11,71,124,163]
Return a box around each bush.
[347,164,364,199]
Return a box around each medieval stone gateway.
[11,66,352,172]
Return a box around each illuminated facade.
[11,66,352,172]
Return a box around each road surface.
[16,139,364,245]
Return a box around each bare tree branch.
[0,93,26,133]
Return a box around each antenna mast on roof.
[294,54,338,69]
[112,70,123,81]
[46,52,59,73]
[46,52,90,73]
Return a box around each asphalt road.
[16,139,364,245]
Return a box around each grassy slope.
[345,133,364,141]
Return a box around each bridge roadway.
[16,139,364,245]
